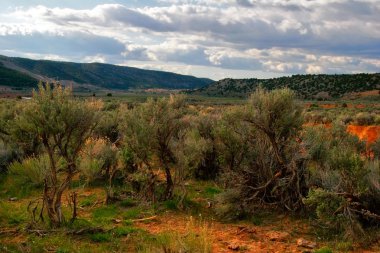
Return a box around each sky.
[0,0,379,80]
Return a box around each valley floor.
[1,183,380,253]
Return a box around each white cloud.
[306,65,323,74]
[0,0,379,79]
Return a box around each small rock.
[267,231,290,242]
[297,238,317,249]
[8,197,18,201]
[227,243,240,251]
[113,218,122,224]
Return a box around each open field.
[1,86,380,253]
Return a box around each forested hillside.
[0,62,38,87]
[192,74,380,99]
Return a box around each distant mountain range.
[0,55,213,90]
[190,74,380,99]
[1,55,379,99]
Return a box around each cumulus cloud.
[0,0,379,79]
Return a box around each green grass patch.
[80,194,97,207]
[204,186,221,197]
[123,207,141,220]
[314,246,333,253]
[163,199,178,210]
[113,226,138,237]
[67,218,94,230]
[0,174,40,199]
[336,241,353,252]
[0,201,27,226]
[92,205,119,223]
[89,232,113,242]
[119,198,136,208]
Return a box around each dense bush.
[304,123,380,238]
[353,112,375,125]
[217,88,307,218]
[120,95,188,200]
[192,114,220,180]
[8,155,50,186]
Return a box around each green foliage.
[204,186,221,197]
[193,73,380,99]
[304,189,347,233]
[0,141,18,173]
[191,114,220,180]
[119,147,137,173]
[121,94,188,200]
[119,198,136,208]
[0,62,38,87]
[94,110,120,143]
[113,226,134,237]
[214,108,248,175]
[218,88,306,214]
[314,247,333,253]
[92,205,119,222]
[336,241,353,251]
[8,155,50,186]
[80,194,97,207]
[123,207,141,220]
[0,201,27,226]
[79,138,117,184]
[90,232,112,242]
[9,83,99,226]
[304,123,378,239]
[163,199,178,210]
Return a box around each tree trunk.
[43,167,75,227]
[44,181,60,227]
[164,164,174,200]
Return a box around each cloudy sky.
[0,0,379,80]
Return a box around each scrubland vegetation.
[0,83,379,252]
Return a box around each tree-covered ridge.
[0,62,38,87]
[0,55,213,90]
[193,73,380,99]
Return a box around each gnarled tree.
[12,83,98,227]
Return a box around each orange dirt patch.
[347,125,380,144]
[304,124,380,143]
[319,104,336,109]
[135,212,316,253]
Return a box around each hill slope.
[192,74,380,99]
[0,55,213,90]
[0,62,38,87]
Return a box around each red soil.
[319,104,336,109]
[347,125,380,144]
[303,124,380,144]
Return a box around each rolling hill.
[0,55,213,90]
[0,62,38,88]
[190,74,380,99]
